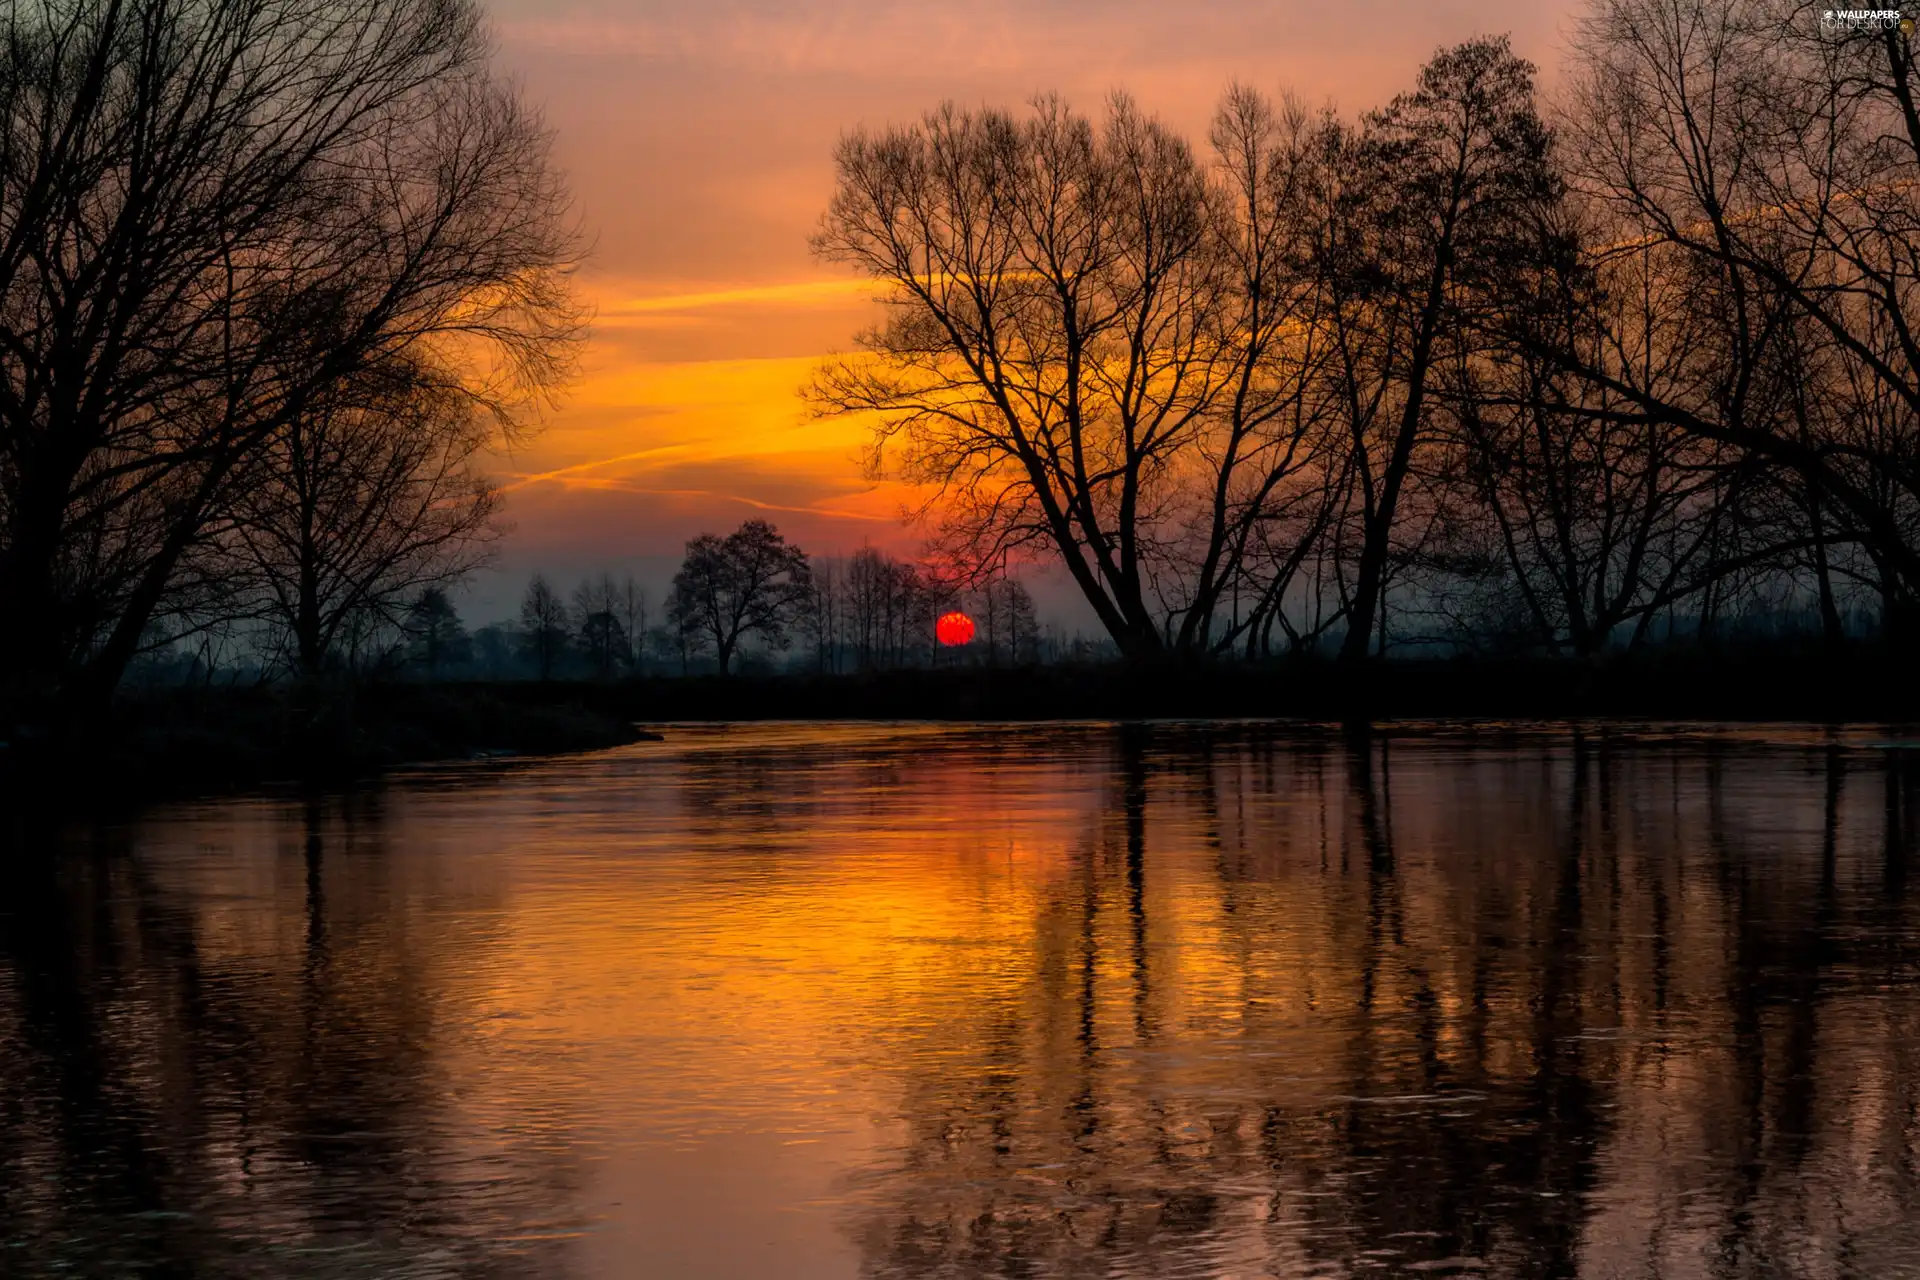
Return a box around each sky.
[466,0,1589,621]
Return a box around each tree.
[229,375,501,678]
[620,577,649,673]
[845,546,934,670]
[0,0,579,724]
[1432,233,1755,656]
[405,588,472,677]
[807,558,845,674]
[644,623,688,677]
[1559,0,1920,634]
[1327,37,1563,660]
[811,96,1229,661]
[518,574,570,680]
[572,574,629,679]
[973,570,1040,665]
[811,62,1555,664]
[666,520,812,676]
[472,623,517,678]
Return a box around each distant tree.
[572,575,629,679]
[518,574,571,680]
[666,520,813,675]
[808,558,845,674]
[620,577,650,673]
[975,573,1040,665]
[845,546,935,670]
[405,588,473,677]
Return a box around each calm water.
[3,722,1920,1279]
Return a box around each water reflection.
[0,795,588,1278]
[2,723,1918,1277]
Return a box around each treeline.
[662,519,1047,675]
[0,0,577,734]
[812,2,1920,662]
[129,517,1105,686]
[414,520,1072,683]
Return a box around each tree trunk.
[1807,480,1845,650]
[1340,255,1450,663]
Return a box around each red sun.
[935,611,976,646]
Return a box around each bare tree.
[518,574,569,680]
[807,557,845,674]
[812,55,1558,665]
[1321,37,1563,660]
[843,545,941,669]
[1435,232,1757,655]
[0,0,579,722]
[1560,0,1920,630]
[971,568,1040,665]
[620,576,649,673]
[666,520,812,676]
[572,574,628,679]
[1163,87,1343,656]
[227,374,501,677]
[811,95,1230,660]
[405,587,472,677]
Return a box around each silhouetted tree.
[1329,37,1562,660]
[1559,0,1920,634]
[572,575,628,679]
[644,623,687,677]
[0,0,578,725]
[666,520,812,676]
[974,572,1040,665]
[517,575,570,680]
[811,47,1561,665]
[807,558,845,674]
[619,577,649,673]
[812,96,1229,661]
[844,546,937,670]
[229,377,501,678]
[472,623,516,678]
[404,589,472,677]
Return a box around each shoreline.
[567,651,1918,725]
[4,651,1913,811]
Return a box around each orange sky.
[467,0,1588,620]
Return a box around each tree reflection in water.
[0,794,589,1279]
[841,727,1920,1280]
[0,725,1916,1279]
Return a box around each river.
[2,721,1917,1278]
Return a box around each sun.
[935,611,975,646]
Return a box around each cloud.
[495,0,1573,97]
[497,442,709,493]
[591,277,881,325]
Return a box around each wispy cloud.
[498,442,709,492]
[592,278,879,324]
[552,480,900,523]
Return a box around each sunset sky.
[467,0,1585,620]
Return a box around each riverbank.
[1,684,649,807]
[4,647,1910,809]
[573,647,1916,724]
